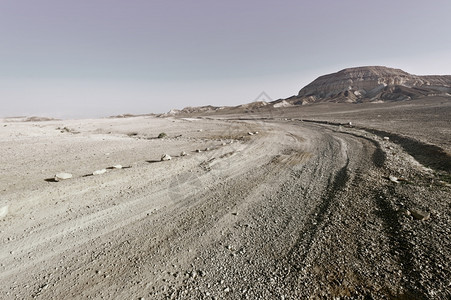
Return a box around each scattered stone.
[383,136,390,141]
[224,287,230,293]
[93,169,107,176]
[222,142,227,146]
[157,132,167,139]
[205,147,210,151]
[410,209,430,221]
[254,131,259,134]
[348,122,353,126]
[196,149,201,153]
[248,132,254,136]
[113,165,122,169]
[0,205,9,219]
[400,208,411,216]
[180,151,188,156]
[389,175,400,183]
[198,129,203,132]
[54,172,73,181]
[161,154,172,161]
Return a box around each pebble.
[180,151,188,156]
[113,165,122,169]
[383,136,390,141]
[54,172,73,181]
[248,132,254,135]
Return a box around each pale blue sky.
[1,0,451,118]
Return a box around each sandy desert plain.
[1,96,450,299]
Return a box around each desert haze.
[1,67,451,299]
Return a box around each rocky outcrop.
[293,66,451,104]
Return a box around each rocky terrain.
[1,67,451,299]
[1,96,450,299]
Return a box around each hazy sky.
[1,0,451,118]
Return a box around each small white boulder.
[389,175,399,183]
[180,151,188,156]
[113,165,123,169]
[93,169,107,176]
[248,132,254,136]
[0,205,9,219]
[161,154,172,161]
[55,172,73,181]
[383,137,390,141]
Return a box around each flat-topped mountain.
[289,66,451,104]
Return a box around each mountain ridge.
[166,66,451,115]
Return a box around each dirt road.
[1,116,450,299]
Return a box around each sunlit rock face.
[295,66,451,103]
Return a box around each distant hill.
[285,66,451,105]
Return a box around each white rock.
[254,131,259,134]
[389,175,399,183]
[198,129,203,132]
[0,205,9,219]
[180,151,188,156]
[222,142,227,146]
[196,149,201,153]
[205,147,210,151]
[113,165,122,169]
[248,132,254,135]
[55,172,73,181]
[161,154,172,161]
[383,136,390,141]
[93,169,107,176]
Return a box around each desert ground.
[1,97,450,299]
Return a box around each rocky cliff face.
[293,66,451,104]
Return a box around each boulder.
[180,151,188,156]
[55,172,73,181]
[161,154,172,161]
[93,169,107,175]
[113,165,123,169]
[389,175,399,183]
[0,205,9,219]
[410,209,430,221]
